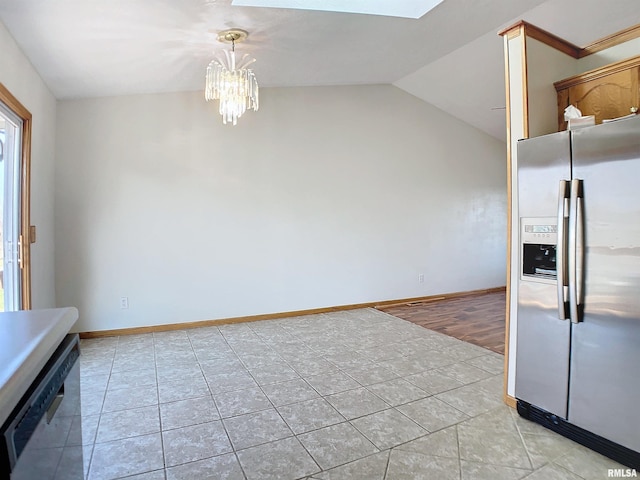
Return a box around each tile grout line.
[152,332,168,479]
[511,404,542,473]
[200,326,251,480]
[455,424,462,480]
[83,334,118,480]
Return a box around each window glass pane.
[0,101,23,311]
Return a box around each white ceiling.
[0,0,639,141]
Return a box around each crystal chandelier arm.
[236,54,257,70]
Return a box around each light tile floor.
[79,308,627,479]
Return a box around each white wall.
[578,38,640,72]
[394,30,507,142]
[0,20,57,308]
[55,85,507,333]
[527,37,579,137]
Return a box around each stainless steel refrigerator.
[515,115,640,468]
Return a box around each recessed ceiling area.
[0,0,638,142]
[230,0,445,19]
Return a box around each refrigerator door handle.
[557,180,570,320]
[576,183,586,318]
[568,178,584,323]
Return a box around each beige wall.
[526,38,580,137]
[55,85,508,332]
[0,20,57,308]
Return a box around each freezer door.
[569,116,640,452]
[515,132,572,418]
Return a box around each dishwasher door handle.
[46,389,65,424]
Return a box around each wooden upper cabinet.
[555,55,640,131]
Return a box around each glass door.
[0,84,31,312]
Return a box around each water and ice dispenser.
[520,217,558,282]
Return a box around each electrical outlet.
[120,297,129,309]
[418,274,425,283]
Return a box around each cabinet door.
[568,66,639,125]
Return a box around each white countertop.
[0,307,79,427]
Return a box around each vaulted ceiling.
[0,0,638,141]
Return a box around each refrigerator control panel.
[521,218,557,244]
[520,217,557,283]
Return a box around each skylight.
[231,0,445,19]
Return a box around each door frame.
[0,82,32,310]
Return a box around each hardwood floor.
[377,290,506,355]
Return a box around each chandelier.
[205,29,259,125]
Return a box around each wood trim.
[499,21,640,60]
[579,23,640,58]
[554,54,640,90]
[0,83,32,310]
[20,123,32,310]
[374,287,505,310]
[499,21,580,58]
[499,22,523,41]
[504,394,517,409]
[506,30,521,41]
[0,83,32,119]
[78,286,507,339]
[523,22,580,59]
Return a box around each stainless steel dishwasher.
[1,334,83,480]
